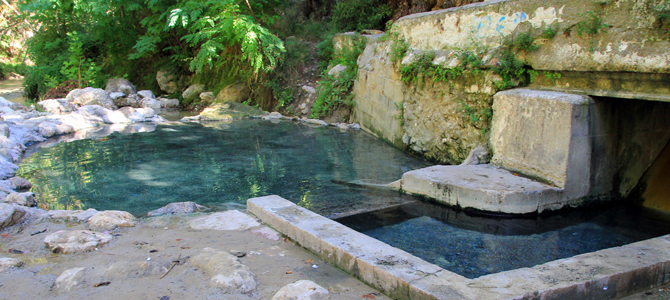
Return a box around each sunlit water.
[337,201,670,278]
[18,119,431,216]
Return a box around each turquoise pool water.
[18,119,431,216]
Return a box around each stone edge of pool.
[247,195,670,300]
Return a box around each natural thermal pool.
[336,200,670,279]
[17,119,430,216]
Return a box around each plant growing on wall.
[574,11,610,52]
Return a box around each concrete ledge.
[248,195,670,300]
[398,165,562,214]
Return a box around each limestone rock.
[158,98,180,108]
[147,201,207,217]
[301,85,316,95]
[104,261,172,279]
[327,64,347,78]
[66,88,115,110]
[182,84,205,101]
[137,90,155,99]
[4,192,36,207]
[262,112,283,120]
[47,209,99,222]
[8,177,32,191]
[156,70,180,93]
[36,99,77,115]
[189,210,260,231]
[460,144,490,165]
[250,227,281,241]
[187,102,265,122]
[191,247,257,293]
[272,280,329,300]
[88,210,136,231]
[109,92,125,100]
[0,123,8,138]
[0,257,25,272]
[215,83,250,103]
[0,203,25,229]
[115,94,141,108]
[54,267,86,293]
[200,91,215,103]
[140,98,162,109]
[0,96,24,110]
[43,230,113,254]
[105,78,137,96]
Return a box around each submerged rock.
[88,210,136,231]
[189,210,260,231]
[272,280,329,300]
[184,102,266,122]
[43,230,113,254]
[8,177,32,191]
[147,201,207,217]
[191,247,257,293]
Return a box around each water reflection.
[18,120,431,216]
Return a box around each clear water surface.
[18,119,431,216]
[336,201,670,279]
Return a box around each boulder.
[147,201,207,217]
[182,84,206,101]
[118,107,156,121]
[156,70,180,94]
[47,209,99,222]
[0,203,25,229]
[114,94,142,108]
[327,64,347,78]
[137,90,155,99]
[0,96,24,110]
[88,210,136,231]
[215,83,250,103]
[54,267,87,293]
[200,91,215,103]
[9,176,33,191]
[66,87,115,110]
[4,192,36,207]
[272,280,329,300]
[191,248,257,293]
[36,99,77,115]
[158,98,180,108]
[43,230,113,254]
[105,78,137,96]
[0,257,24,272]
[140,98,162,109]
[185,102,265,122]
[189,210,260,231]
[109,92,126,100]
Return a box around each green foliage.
[311,35,366,118]
[457,100,492,128]
[541,23,560,39]
[492,50,537,90]
[511,31,539,52]
[316,34,335,71]
[655,0,670,35]
[60,31,103,89]
[393,101,404,126]
[331,0,391,32]
[574,11,610,52]
[390,36,409,65]
[544,71,562,81]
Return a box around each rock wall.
[351,0,670,166]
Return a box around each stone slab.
[399,165,562,214]
[248,195,670,300]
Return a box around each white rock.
[191,248,257,293]
[54,267,86,293]
[105,78,137,96]
[66,87,115,110]
[250,227,281,241]
[262,112,283,120]
[4,192,36,207]
[37,99,77,115]
[272,280,329,300]
[199,91,215,102]
[140,98,162,109]
[109,92,126,100]
[189,210,260,231]
[43,230,113,254]
[0,257,24,272]
[158,98,180,108]
[137,90,155,99]
[88,210,136,231]
[0,203,25,229]
[182,84,206,100]
[47,209,99,222]
[147,201,207,217]
[327,64,347,79]
[301,85,317,94]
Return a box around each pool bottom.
[248,195,670,300]
[335,201,670,279]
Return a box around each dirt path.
[0,211,390,300]
[0,78,25,104]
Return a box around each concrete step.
[397,165,564,214]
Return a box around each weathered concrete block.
[490,89,593,198]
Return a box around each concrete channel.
[248,195,670,300]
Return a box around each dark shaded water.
[18,120,431,216]
[337,201,670,279]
